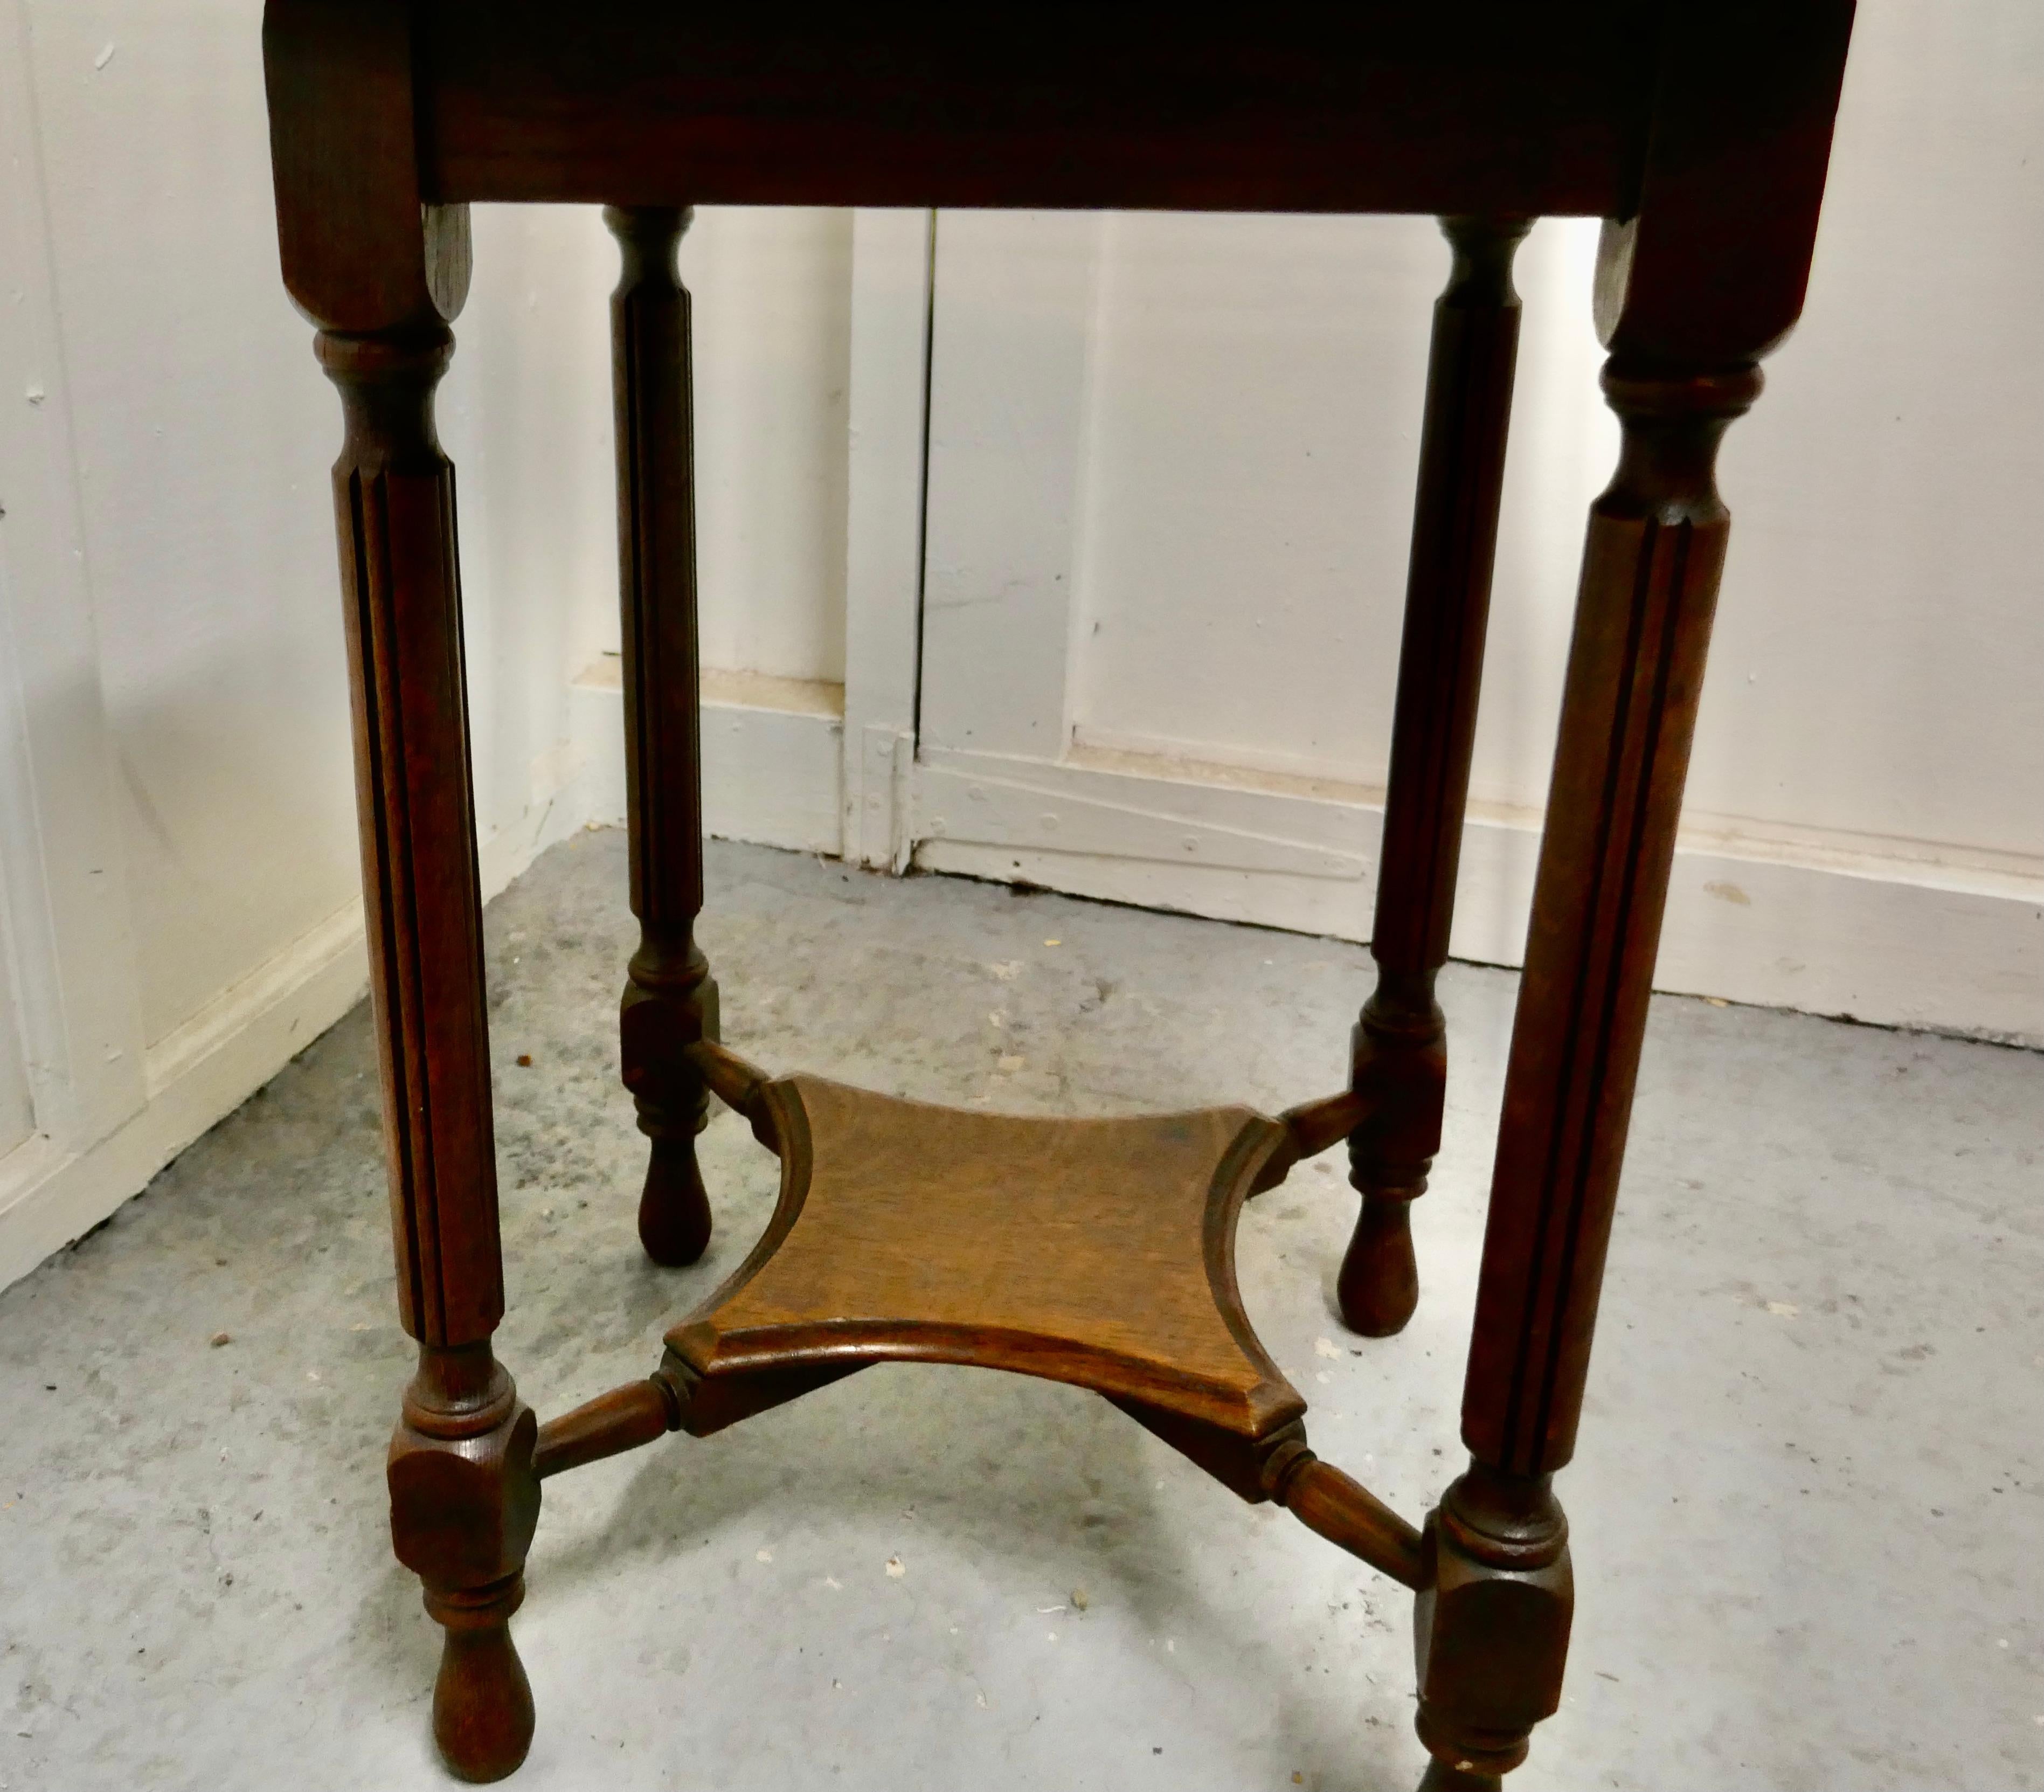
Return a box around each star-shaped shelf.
[663,1056,1320,1458]
[535,1044,1421,1588]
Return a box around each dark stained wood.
[320,316,537,1784]
[1595,3,1855,369]
[1412,1465,1572,1786]
[279,29,538,1769]
[261,4,1857,1783]
[1424,352,1762,1782]
[1406,12,1851,1775]
[607,204,719,1269]
[1340,214,1528,1339]
[264,0,469,336]
[1263,1435,1429,1590]
[1276,1086,1376,1165]
[532,1375,678,1481]
[1462,359,1762,1482]
[320,326,504,1349]
[387,1344,539,1783]
[417,4,1659,216]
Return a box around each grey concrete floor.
[3,831,2041,1792]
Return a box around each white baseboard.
[916,745,2044,1050]
[570,658,845,855]
[0,898,371,1293]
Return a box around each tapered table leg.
[1414,358,1763,1786]
[1340,216,1528,1337]
[320,326,539,1782]
[606,205,720,1269]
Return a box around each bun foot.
[1337,1194,1419,1336]
[428,1579,535,1783]
[638,1136,712,1267]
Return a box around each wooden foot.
[1339,983,1445,1337]
[1412,1465,1571,1787]
[1337,1188,1419,1337]
[389,1347,541,1784]
[426,1576,535,1783]
[637,1134,712,1268]
[620,937,718,1268]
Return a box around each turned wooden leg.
[1340,216,1528,1337]
[393,1346,540,1783]
[322,327,539,1782]
[606,205,719,1269]
[1412,357,1761,1785]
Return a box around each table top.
[265,1,1855,368]
[418,5,1658,216]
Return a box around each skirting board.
[569,659,846,854]
[915,747,2044,1051]
[0,900,370,1295]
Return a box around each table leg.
[1341,216,1528,1337]
[1414,359,1763,1786]
[320,326,539,1783]
[606,205,720,1268]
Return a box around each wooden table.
[262,6,1856,1784]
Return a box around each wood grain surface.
[669,1076,1305,1439]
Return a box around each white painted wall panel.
[442,205,620,866]
[682,207,854,686]
[1071,211,1435,783]
[973,0,2044,944]
[1700,0,2044,863]
[23,0,363,1050]
[921,210,1101,759]
[915,0,2043,1046]
[0,924,31,1160]
[1068,212,1604,807]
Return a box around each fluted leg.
[1414,359,1761,1784]
[606,205,719,1269]
[1340,216,1528,1337]
[321,327,537,1782]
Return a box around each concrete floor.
[2,831,2040,1792]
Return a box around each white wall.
[1061,4,2043,876]
[918,1,2042,1045]
[685,208,854,686]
